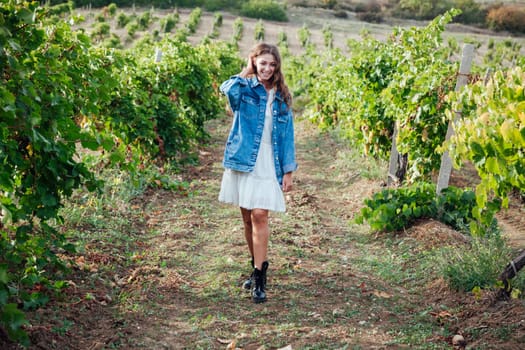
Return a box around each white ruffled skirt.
[218,141,286,212]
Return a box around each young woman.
[218,43,297,303]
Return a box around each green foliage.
[354,183,437,232]
[101,33,122,48]
[452,0,485,25]
[206,12,222,39]
[137,10,152,30]
[483,39,522,70]
[91,22,111,41]
[69,0,203,8]
[0,303,30,346]
[126,21,139,37]
[107,3,118,16]
[435,186,476,231]
[213,12,223,28]
[297,24,311,48]
[203,0,241,11]
[354,183,496,234]
[393,0,453,20]
[186,7,202,34]
[298,10,460,181]
[441,235,510,292]
[95,12,106,22]
[1,5,113,227]
[231,17,243,47]
[382,11,459,181]
[446,66,525,234]
[277,30,288,48]
[0,0,118,342]
[0,1,242,344]
[160,10,179,33]
[240,0,288,22]
[390,0,524,31]
[174,27,189,42]
[116,11,130,28]
[44,1,73,16]
[323,36,393,158]
[254,19,264,42]
[50,0,244,11]
[322,24,333,49]
[107,38,241,162]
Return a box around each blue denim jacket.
[220,75,298,185]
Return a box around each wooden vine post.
[498,250,525,299]
[387,125,400,186]
[436,43,475,194]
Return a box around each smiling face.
[253,53,277,88]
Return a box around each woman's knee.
[251,209,268,225]
[239,209,252,229]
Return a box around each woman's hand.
[282,172,293,192]
[240,57,255,77]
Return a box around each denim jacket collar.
[248,76,285,103]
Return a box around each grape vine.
[447,66,525,233]
[0,1,241,343]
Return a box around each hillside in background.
[75,4,525,58]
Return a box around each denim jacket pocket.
[277,114,290,123]
[225,134,240,155]
[240,94,259,117]
[276,112,290,137]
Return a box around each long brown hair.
[240,43,292,107]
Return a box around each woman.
[218,43,297,303]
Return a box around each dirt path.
[121,116,407,349]
[99,115,524,349]
[3,112,523,350]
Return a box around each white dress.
[218,89,286,212]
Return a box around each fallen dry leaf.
[226,340,236,350]
[430,310,453,318]
[277,345,292,350]
[371,289,392,298]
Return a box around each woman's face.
[254,53,277,85]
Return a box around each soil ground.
[2,114,524,350]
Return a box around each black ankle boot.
[262,261,269,289]
[252,261,269,303]
[243,257,254,290]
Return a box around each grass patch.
[440,235,517,292]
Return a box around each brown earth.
[2,113,524,349]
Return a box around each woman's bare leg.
[240,207,254,258]
[250,208,269,269]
